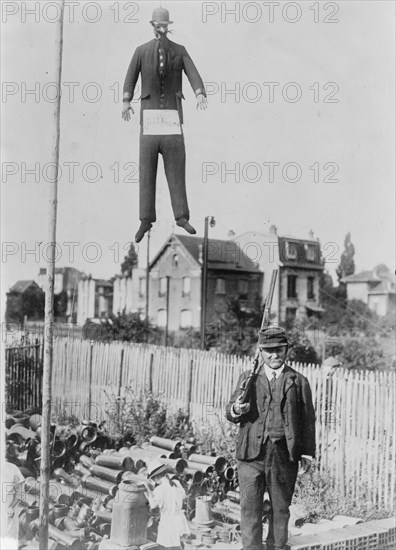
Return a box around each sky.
[1,0,395,316]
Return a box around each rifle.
[237,269,278,405]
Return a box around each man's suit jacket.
[226,364,316,462]
[123,38,205,124]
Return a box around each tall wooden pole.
[200,217,209,349]
[39,2,65,548]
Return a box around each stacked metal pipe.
[5,413,115,477]
[7,413,243,544]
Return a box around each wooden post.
[148,352,154,393]
[87,343,94,419]
[117,349,125,398]
[186,359,194,417]
[165,276,170,347]
[39,1,65,548]
[340,371,347,499]
[200,217,209,349]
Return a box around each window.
[306,245,316,262]
[157,309,167,327]
[182,277,191,296]
[307,277,315,299]
[159,277,167,297]
[139,277,145,297]
[172,253,179,267]
[286,307,297,322]
[180,309,192,328]
[286,242,298,260]
[238,279,249,298]
[287,275,297,298]
[215,278,226,294]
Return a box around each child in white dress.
[146,459,190,549]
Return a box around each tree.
[325,336,388,371]
[120,243,138,277]
[286,327,320,365]
[336,232,355,283]
[319,270,347,324]
[205,296,264,354]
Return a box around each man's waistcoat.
[226,365,316,462]
[264,373,286,440]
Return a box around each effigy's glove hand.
[196,94,208,110]
[121,102,134,121]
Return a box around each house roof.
[277,236,323,270]
[151,234,261,272]
[343,270,379,283]
[368,280,396,295]
[343,265,395,287]
[9,280,41,294]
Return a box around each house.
[148,233,263,331]
[113,268,147,317]
[77,276,113,325]
[5,280,45,323]
[36,267,84,323]
[343,264,395,316]
[234,226,325,323]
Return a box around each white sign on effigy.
[143,109,182,135]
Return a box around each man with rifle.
[226,275,316,550]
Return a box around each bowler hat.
[258,326,288,348]
[147,458,167,479]
[150,7,173,25]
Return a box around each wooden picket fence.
[6,337,396,510]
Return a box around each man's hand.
[196,94,207,110]
[233,396,250,416]
[122,102,134,121]
[298,457,312,476]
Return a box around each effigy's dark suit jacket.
[226,364,316,462]
[123,38,205,124]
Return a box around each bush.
[83,313,160,344]
[193,416,239,465]
[293,463,394,522]
[325,336,389,370]
[104,386,194,445]
[284,327,320,365]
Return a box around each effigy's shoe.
[176,218,196,235]
[135,221,152,243]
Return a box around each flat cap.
[258,326,288,348]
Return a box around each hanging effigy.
[122,6,207,243]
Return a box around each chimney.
[309,229,314,240]
[269,225,277,235]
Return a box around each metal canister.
[109,480,149,547]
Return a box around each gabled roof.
[9,280,41,294]
[343,270,379,283]
[150,233,261,273]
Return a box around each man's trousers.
[237,438,298,550]
[139,132,190,224]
